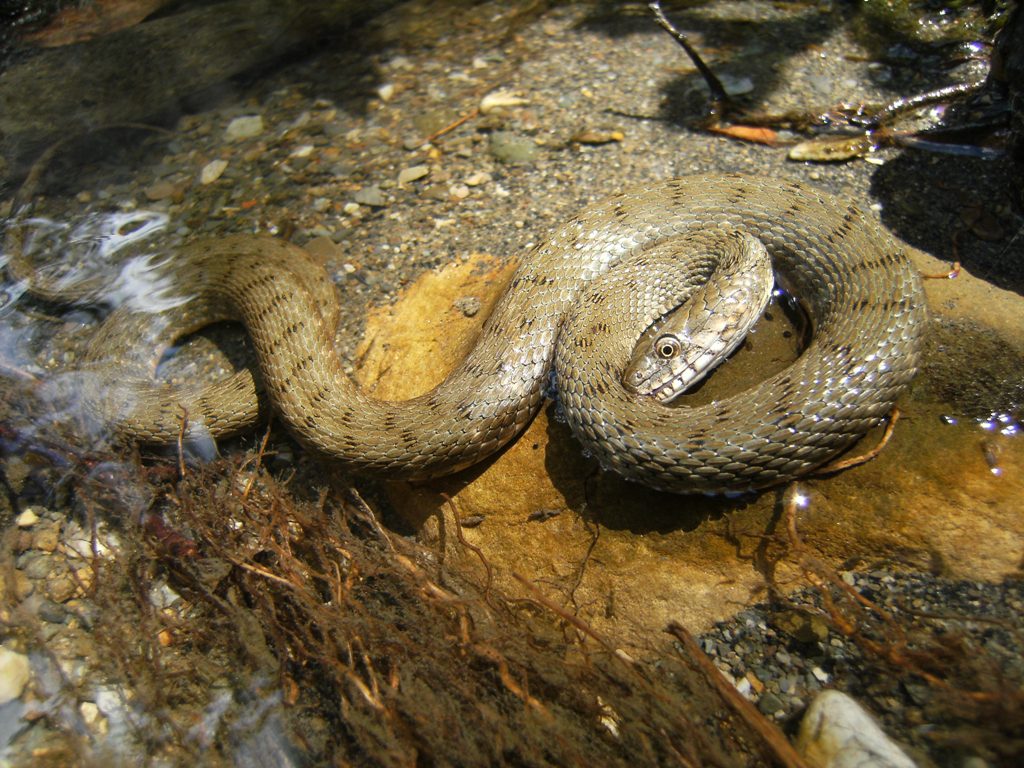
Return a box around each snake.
[7,174,927,494]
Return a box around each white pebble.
[225,114,264,141]
[200,159,228,185]
[290,144,314,159]
[377,83,395,101]
[797,690,916,768]
[0,647,30,705]
[80,701,101,726]
[15,508,39,528]
[464,171,491,187]
[479,90,530,114]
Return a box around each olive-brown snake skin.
[9,174,927,493]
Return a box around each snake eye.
[655,335,681,359]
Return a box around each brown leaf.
[708,124,778,145]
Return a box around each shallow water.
[0,0,1020,765]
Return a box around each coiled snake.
[10,174,927,494]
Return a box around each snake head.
[622,233,774,404]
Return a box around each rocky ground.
[0,0,1021,766]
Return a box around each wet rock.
[353,250,1024,646]
[0,647,30,705]
[796,690,916,768]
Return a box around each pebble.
[453,296,480,317]
[15,509,38,528]
[479,90,530,114]
[32,522,60,553]
[143,179,178,201]
[224,114,264,141]
[397,165,430,186]
[488,131,538,165]
[353,186,386,207]
[464,171,491,186]
[757,691,785,717]
[0,647,30,705]
[200,159,228,185]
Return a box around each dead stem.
[815,408,899,475]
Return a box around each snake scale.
[12,174,927,493]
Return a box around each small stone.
[464,171,491,187]
[403,135,427,151]
[449,183,470,200]
[80,701,107,734]
[398,164,430,186]
[290,144,315,159]
[377,83,395,101]
[479,90,530,114]
[32,522,60,553]
[488,131,538,165]
[37,598,67,624]
[772,608,830,644]
[343,202,361,215]
[0,647,30,705]
[304,236,340,263]
[200,159,228,185]
[745,671,765,694]
[22,553,51,580]
[720,74,755,96]
[143,179,177,201]
[353,186,386,207]
[15,509,39,528]
[757,692,785,717]
[225,115,264,141]
[811,666,830,683]
[453,296,480,317]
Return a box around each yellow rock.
[352,249,1024,648]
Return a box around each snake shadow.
[869,150,1024,296]
[541,402,755,536]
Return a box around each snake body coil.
[22,174,926,493]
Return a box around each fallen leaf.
[707,124,778,145]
